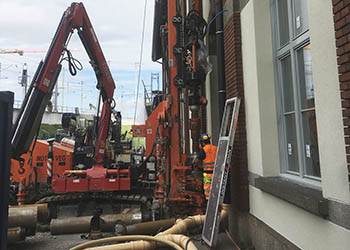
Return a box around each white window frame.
[271,0,321,183]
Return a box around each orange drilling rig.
[132,0,210,217]
[10,0,210,224]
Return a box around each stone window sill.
[254,176,328,218]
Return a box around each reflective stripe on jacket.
[202,144,218,172]
[202,144,218,200]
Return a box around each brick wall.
[224,12,249,211]
[332,0,350,184]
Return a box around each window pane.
[302,110,320,177]
[281,56,294,112]
[285,114,299,173]
[277,0,290,47]
[297,45,315,109]
[294,0,309,37]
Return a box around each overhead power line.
[133,0,148,125]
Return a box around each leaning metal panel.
[0,91,13,249]
[202,97,240,247]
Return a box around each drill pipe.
[71,205,229,250]
[8,206,38,229]
[7,227,26,244]
[10,204,48,223]
[50,212,142,235]
[115,218,176,235]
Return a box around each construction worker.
[193,133,218,200]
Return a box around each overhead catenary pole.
[61,67,65,111]
[81,81,84,111]
[23,63,28,95]
[54,80,58,112]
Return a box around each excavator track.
[35,192,152,220]
[36,192,151,208]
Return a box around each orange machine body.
[11,140,74,185]
[132,0,206,216]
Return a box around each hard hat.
[200,133,211,142]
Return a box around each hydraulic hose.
[83,235,197,250]
[70,235,182,250]
[71,205,229,250]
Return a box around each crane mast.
[134,0,209,215]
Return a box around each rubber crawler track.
[35,192,152,209]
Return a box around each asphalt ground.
[7,233,88,250]
[7,232,237,250]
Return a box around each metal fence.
[13,100,96,115]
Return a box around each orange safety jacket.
[201,144,218,200]
[202,144,218,173]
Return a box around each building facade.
[203,0,350,249]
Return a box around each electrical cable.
[110,98,116,109]
[225,229,242,250]
[133,0,148,125]
[204,9,228,36]
[184,235,203,250]
[133,125,159,176]
[60,49,83,76]
[184,237,192,250]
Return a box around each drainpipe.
[216,0,226,122]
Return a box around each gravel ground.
[7,232,236,250]
[7,232,88,250]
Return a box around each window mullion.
[286,0,303,177]
[287,0,305,177]
[287,0,294,41]
[277,59,289,173]
[290,48,304,178]
[272,0,320,180]
[291,47,307,178]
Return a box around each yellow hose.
[71,205,229,250]
[69,235,182,250]
[83,234,198,250]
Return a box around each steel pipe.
[71,205,229,250]
[115,218,176,235]
[10,204,48,223]
[8,206,38,229]
[50,211,142,235]
[7,227,26,243]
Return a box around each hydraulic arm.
[11,2,115,166]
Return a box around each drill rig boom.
[11,2,115,165]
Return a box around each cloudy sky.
[0,0,161,120]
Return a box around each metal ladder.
[202,96,241,247]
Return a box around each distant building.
[203,0,350,249]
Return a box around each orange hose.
[225,229,241,250]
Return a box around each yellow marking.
[119,154,130,159]
[68,170,84,174]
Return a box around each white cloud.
[0,0,161,109]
